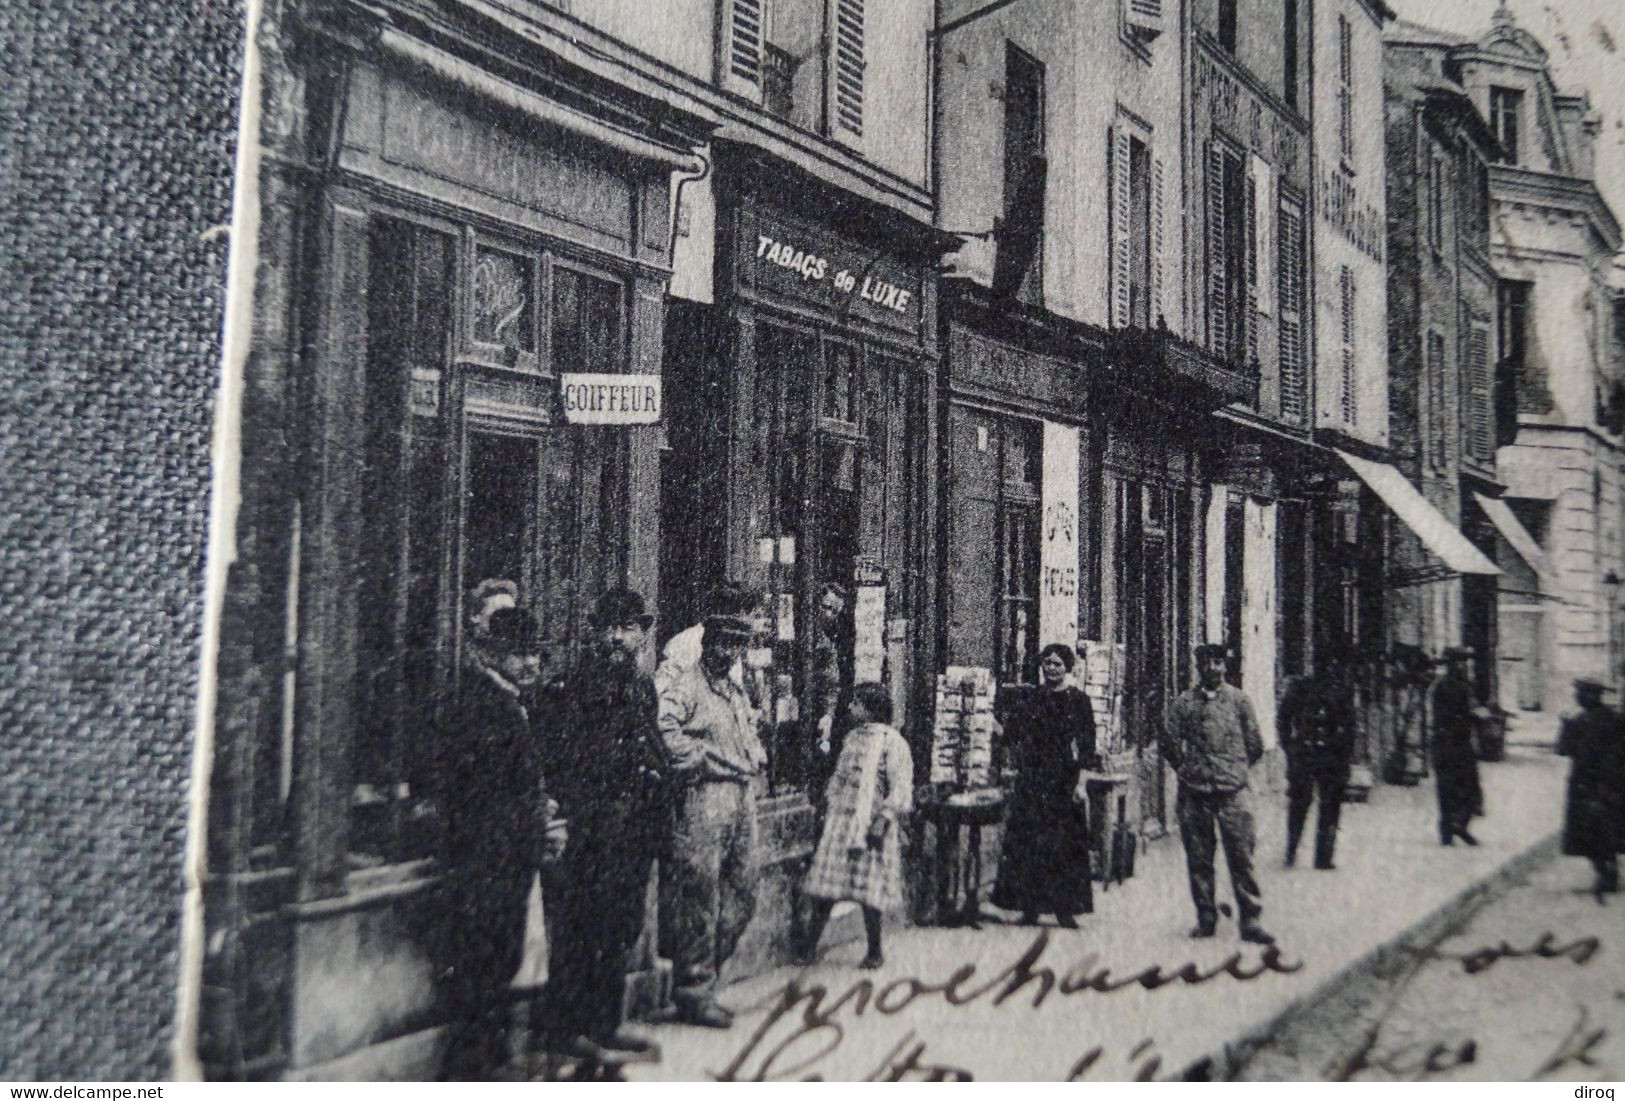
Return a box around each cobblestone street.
[625,748,1568,1081]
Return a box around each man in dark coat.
[434,607,547,1080]
[1557,676,1625,895]
[1161,643,1274,945]
[537,588,673,1064]
[1278,665,1356,870]
[1430,647,1484,847]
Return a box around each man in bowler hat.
[434,606,547,1079]
[1162,643,1275,945]
[536,588,673,1064]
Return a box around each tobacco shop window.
[1490,86,1522,166]
[353,216,454,862]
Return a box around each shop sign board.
[559,373,661,425]
[739,209,925,337]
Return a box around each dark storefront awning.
[1336,450,1500,576]
[1473,491,1556,592]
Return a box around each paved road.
[1235,848,1625,1081]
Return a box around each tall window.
[722,0,865,139]
[1490,86,1522,165]
[1283,0,1299,108]
[1111,126,1155,329]
[1339,265,1356,425]
[1207,143,1249,366]
[1466,322,1493,462]
[1426,152,1445,252]
[1337,16,1354,164]
[999,424,1042,684]
[1002,45,1046,305]
[1497,278,1549,421]
[1427,329,1447,471]
[1218,0,1237,51]
[1277,196,1307,421]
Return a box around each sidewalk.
[626,747,1568,1081]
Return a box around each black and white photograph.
[83,0,1625,1082]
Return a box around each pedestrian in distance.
[797,682,914,969]
[1161,643,1275,946]
[657,613,767,1028]
[534,588,672,1069]
[1278,662,1356,870]
[1556,676,1625,898]
[990,642,1100,927]
[432,606,550,1081]
[1430,647,1484,847]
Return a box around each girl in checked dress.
[797,682,913,969]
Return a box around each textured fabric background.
[1,0,244,1079]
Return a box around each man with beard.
[434,607,547,1080]
[536,589,672,1066]
[1430,647,1484,847]
[658,614,764,1028]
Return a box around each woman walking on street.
[798,682,913,969]
[992,643,1100,927]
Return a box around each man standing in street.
[434,607,548,1080]
[536,589,672,1066]
[1161,643,1275,945]
[1430,647,1484,847]
[1556,676,1624,896]
[1278,662,1356,870]
[657,614,765,1028]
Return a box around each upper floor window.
[999,45,1046,306]
[1206,142,1249,367]
[1339,265,1356,426]
[1490,86,1522,165]
[1283,0,1299,108]
[720,0,865,140]
[1425,151,1445,252]
[1427,329,1447,471]
[1218,0,1237,51]
[1278,195,1307,422]
[1111,126,1159,329]
[1337,16,1354,164]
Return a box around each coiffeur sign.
[559,373,662,425]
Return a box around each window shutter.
[1340,267,1356,426]
[1152,156,1166,329]
[1277,200,1305,422]
[1125,0,1164,38]
[1469,324,1492,460]
[1207,143,1229,356]
[832,0,865,139]
[721,0,764,100]
[1244,169,1258,367]
[1111,126,1132,328]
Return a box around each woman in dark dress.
[992,643,1100,927]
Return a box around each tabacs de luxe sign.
[559,374,661,425]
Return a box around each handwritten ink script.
[715,932,1302,1081]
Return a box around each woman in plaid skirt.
[797,682,914,969]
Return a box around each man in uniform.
[1430,646,1483,847]
[1278,663,1356,870]
[657,614,765,1028]
[536,589,672,1064]
[434,607,547,1080]
[1161,643,1275,945]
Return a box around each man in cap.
[1278,660,1357,870]
[434,606,547,1079]
[535,588,672,1064]
[1556,676,1624,896]
[1161,643,1275,945]
[656,580,763,692]
[1430,646,1484,847]
[657,613,766,1028]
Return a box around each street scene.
[192,0,1625,1082]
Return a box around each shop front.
[201,7,710,1078]
[660,143,943,974]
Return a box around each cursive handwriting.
[1536,1005,1609,1078]
[714,932,1302,1081]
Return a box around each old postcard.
[180,0,1625,1081]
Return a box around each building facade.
[1449,7,1625,710]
